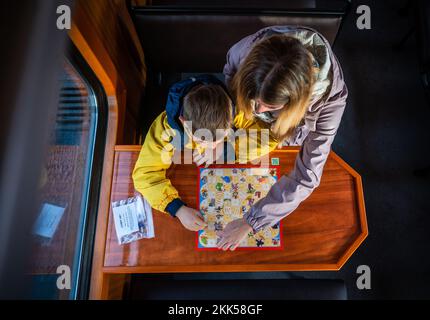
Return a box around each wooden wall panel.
[69,0,146,299]
[71,0,146,144]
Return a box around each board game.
[197,166,282,249]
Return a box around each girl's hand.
[216,218,253,251]
[176,205,207,231]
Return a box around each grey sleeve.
[223,33,256,87]
[223,46,238,88]
[244,79,348,231]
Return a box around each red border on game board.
[195,164,283,251]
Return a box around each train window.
[27,44,107,299]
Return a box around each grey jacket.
[223,26,348,231]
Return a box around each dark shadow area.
[129,275,347,300]
[321,0,430,299]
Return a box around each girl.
[217,26,348,250]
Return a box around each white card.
[112,202,140,241]
[33,203,65,238]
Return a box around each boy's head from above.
[179,84,233,150]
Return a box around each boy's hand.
[193,147,223,167]
[176,205,207,231]
[216,218,253,251]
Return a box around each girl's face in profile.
[252,98,284,114]
[251,99,284,123]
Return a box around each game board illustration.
[197,166,281,249]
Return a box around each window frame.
[66,42,108,300]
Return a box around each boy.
[133,75,234,231]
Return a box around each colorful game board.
[197,166,281,249]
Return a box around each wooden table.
[103,145,367,275]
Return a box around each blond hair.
[232,35,316,142]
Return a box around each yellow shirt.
[132,111,278,214]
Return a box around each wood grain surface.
[103,146,367,273]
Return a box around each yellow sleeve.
[233,111,279,163]
[132,112,181,213]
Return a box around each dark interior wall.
[0,1,71,298]
[326,0,430,299]
[0,3,36,170]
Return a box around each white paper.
[112,195,155,244]
[33,203,65,238]
[112,202,140,241]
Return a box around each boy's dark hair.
[183,84,233,137]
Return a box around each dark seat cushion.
[132,8,346,72]
[129,279,347,300]
[131,3,348,134]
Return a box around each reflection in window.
[28,59,98,299]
